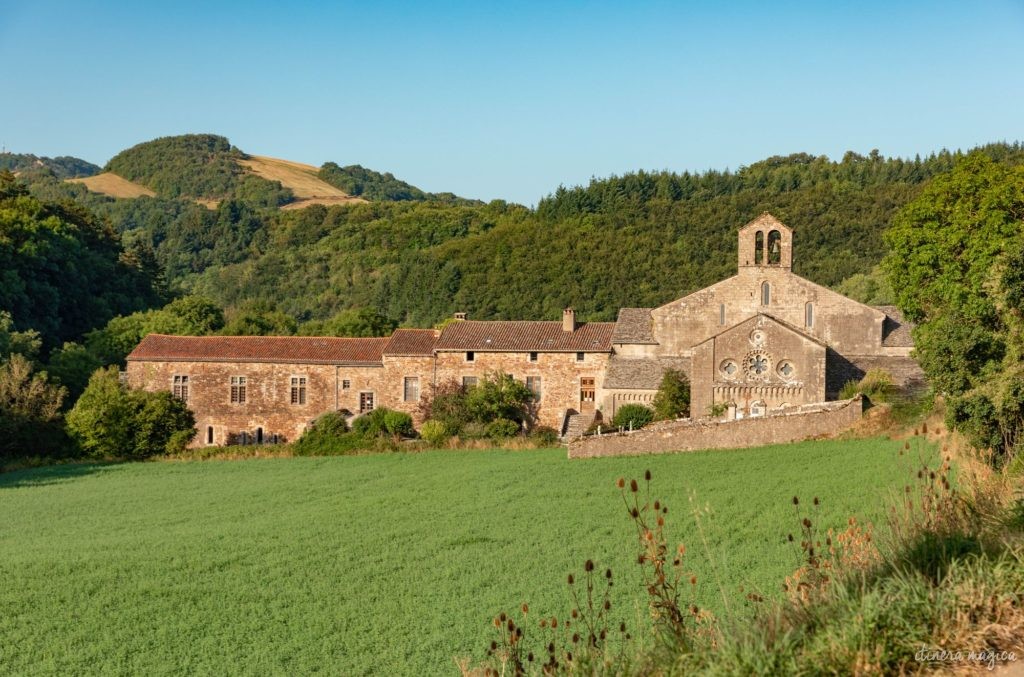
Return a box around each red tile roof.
[383,328,439,356]
[127,334,387,365]
[434,321,614,352]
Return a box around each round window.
[720,359,739,378]
[744,351,771,378]
[750,329,767,346]
[777,360,795,379]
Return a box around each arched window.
[761,281,770,306]
[719,303,725,325]
[754,231,765,264]
[767,230,782,265]
[805,302,814,327]
[256,427,264,444]
[206,426,214,445]
[750,400,766,417]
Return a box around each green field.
[0,438,929,675]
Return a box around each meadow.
[0,438,930,675]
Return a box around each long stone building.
[126,214,922,446]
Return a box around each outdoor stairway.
[561,410,598,441]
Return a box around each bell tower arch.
[737,213,792,270]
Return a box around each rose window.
[745,352,770,377]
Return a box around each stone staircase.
[561,410,599,441]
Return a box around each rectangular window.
[342,379,351,390]
[576,352,585,362]
[529,351,538,363]
[462,376,478,389]
[466,351,475,362]
[526,376,542,399]
[719,303,725,326]
[172,374,189,401]
[403,376,420,402]
[359,392,375,413]
[290,375,307,405]
[805,302,814,328]
[230,376,247,404]
[206,426,214,445]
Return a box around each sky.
[1,1,1022,205]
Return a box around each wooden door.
[580,377,596,412]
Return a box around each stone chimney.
[453,312,467,321]
[562,307,577,332]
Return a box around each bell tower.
[737,213,792,270]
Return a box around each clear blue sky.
[1,1,1022,204]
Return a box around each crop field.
[0,438,931,675]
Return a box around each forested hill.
[190,143,1024,326]
[0,152,99,179]
[14,140,1024,346]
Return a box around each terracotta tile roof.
[604,356,691,390]
[612,308,656,344]
[874,306,915,347]
[127,334,387,365]
[435,320,614,353]
[383,328,439,356]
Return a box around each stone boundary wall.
[568,396,863,459]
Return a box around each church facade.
[126,214,921,446]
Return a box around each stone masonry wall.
[433,350,611,430]
[567,396,863,459]
[126,360,388,447]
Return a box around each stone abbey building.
[126,214,922,446]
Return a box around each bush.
[485,418,521,440]
[459,422,489,440]
[419,419,453,447]
[383,409,415,438]
[652,369,690,420]
[464,372,535,426]
[611,404,654,431]
[529,425,560,446]
[841,369,896,403]
[66,367,195,459]
[0,354,70,459]
[293,411,353,455]
[352,408,414,439]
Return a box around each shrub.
[66,366,195,459]
[459,422,489,440]
[611,404,654,431]
[293,411,353,455]
[841,368,896,402]
[652,369,690,419]
[352,408,414,439]
[0,354,70,459]
[382,409,415,438]
[485,418,521,440]
[418,379,469,431]
[464,372,535,425]
[419,419,453,447]
[529,425,560,446]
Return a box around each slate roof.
[604,356,691,390]
[434,321,615,352]
[611,308,657,344]
[127,334,387,365]
[383,328,439,356]
[874,305,915,347]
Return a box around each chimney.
[562,307,577,332]
[453,312,467,321]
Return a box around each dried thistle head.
[584,559,594,572]
[630,479,639,493]
[645,469,652,481]
[793,496,799,505]
[616,477,625,489]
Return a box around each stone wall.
[433,350,610,429]
[567,396,863,459]
[126,360,389,447]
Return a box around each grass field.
[238,155,368,209]
[0,438,931,675]
[67,172,156,198]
